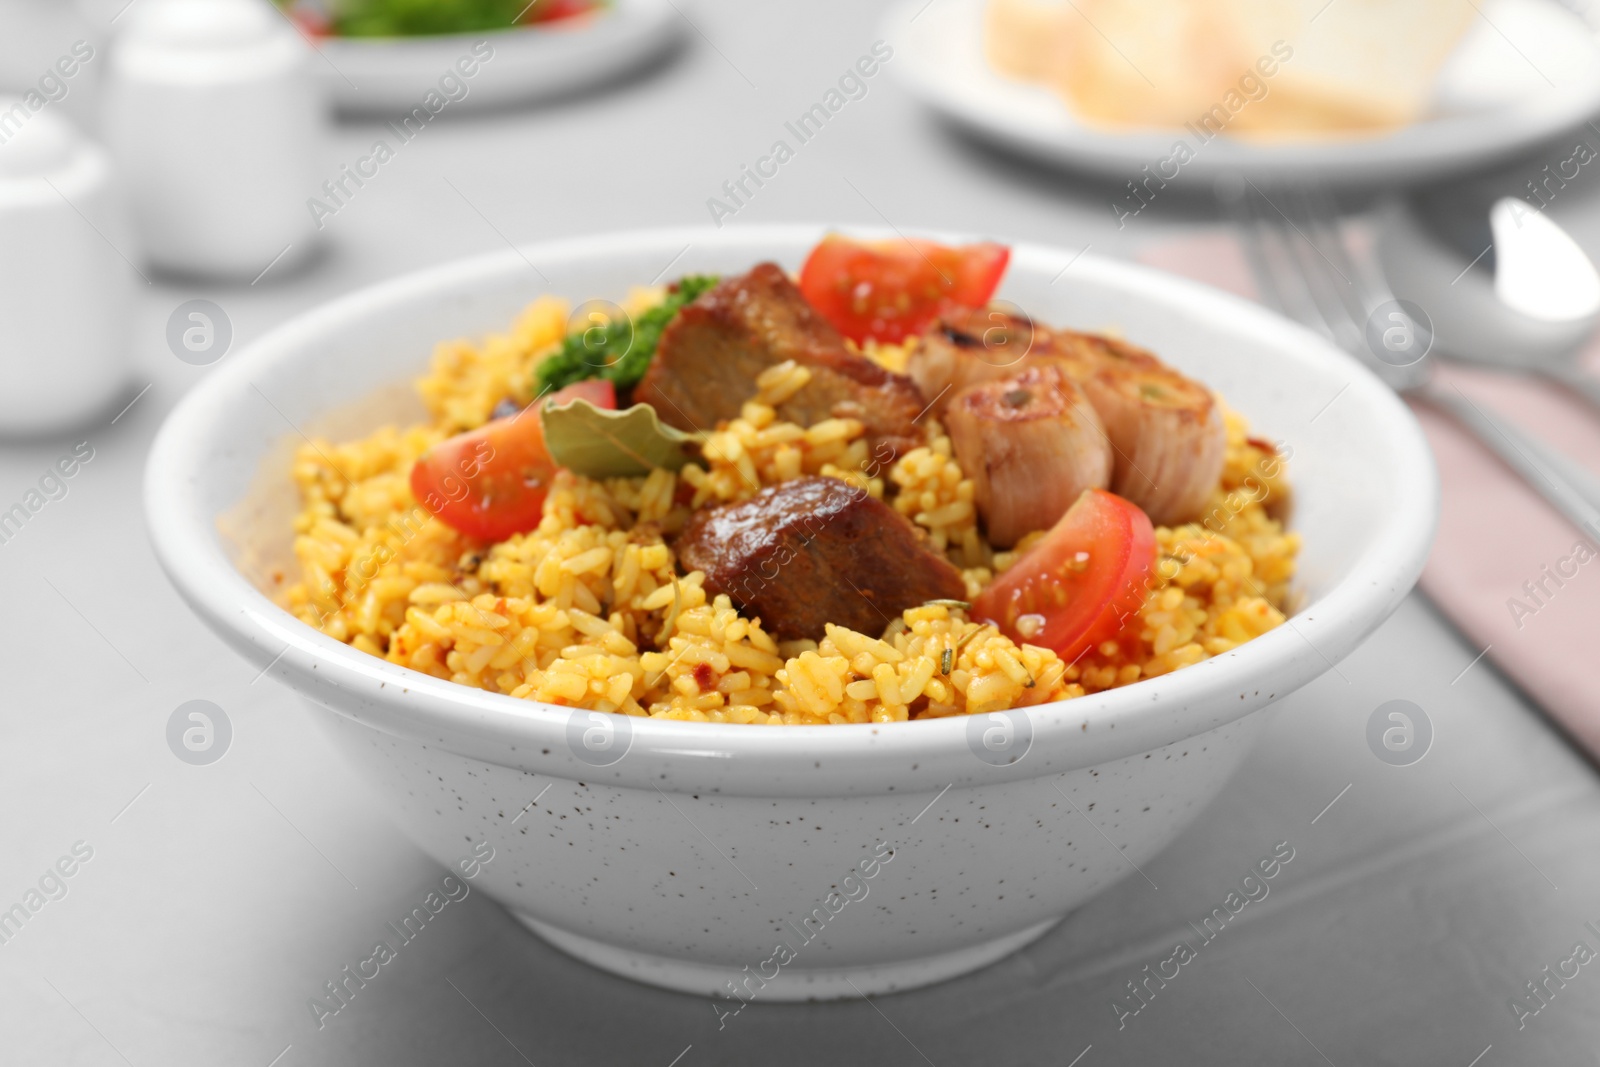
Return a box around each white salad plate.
[887,0,1600,185]
[144,225,1437,998]
[311,0,679,113]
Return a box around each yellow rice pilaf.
[281,294,1300,725]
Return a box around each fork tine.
[1238,182,1355,350]
[1220,179,1289,313]
[1226,180,1333,342]
[1296,185,1383,325]
[1275,190,1366,353]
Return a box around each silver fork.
[1225,179,1600,543]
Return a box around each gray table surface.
[6,3,1600,1064]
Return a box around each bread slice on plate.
[986,0,1479,137]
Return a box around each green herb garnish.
[535,275,718,396]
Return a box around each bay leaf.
[542,399,704,478]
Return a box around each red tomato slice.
[410,380,615,542]
[288,9,332,36]
[524,0,598,22]
[972,489,1156,664]
[798,234,1011,345]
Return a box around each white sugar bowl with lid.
[105,0,325,279]
[0,101,132,435]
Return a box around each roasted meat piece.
[944,365,1112,548]
[637,263,926,454]
[909,313,1226,525]
[906,311,1044,417]
[674,476,966,642]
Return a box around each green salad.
[277,0,604,38]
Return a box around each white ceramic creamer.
[0,100,132,434]
[106,0,325,279]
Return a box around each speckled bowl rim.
[144,224,1438,796]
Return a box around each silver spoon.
[1377,184,1600,410]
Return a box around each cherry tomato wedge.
[972,489,1156,664]
[410,380,615,542]
[798,234,1011,345]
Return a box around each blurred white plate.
[887,0,1600,184]
[313,0,678,114]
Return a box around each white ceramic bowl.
[144,226,1437,999]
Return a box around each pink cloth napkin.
[1140,232,1600,756]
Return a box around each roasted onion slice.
[1066,337,1227,527]
[944,365,1112,548]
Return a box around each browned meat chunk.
[674,476,966,642]
[637,263,926,454]
[911,313,1225,525]
[944,365,1112,548]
